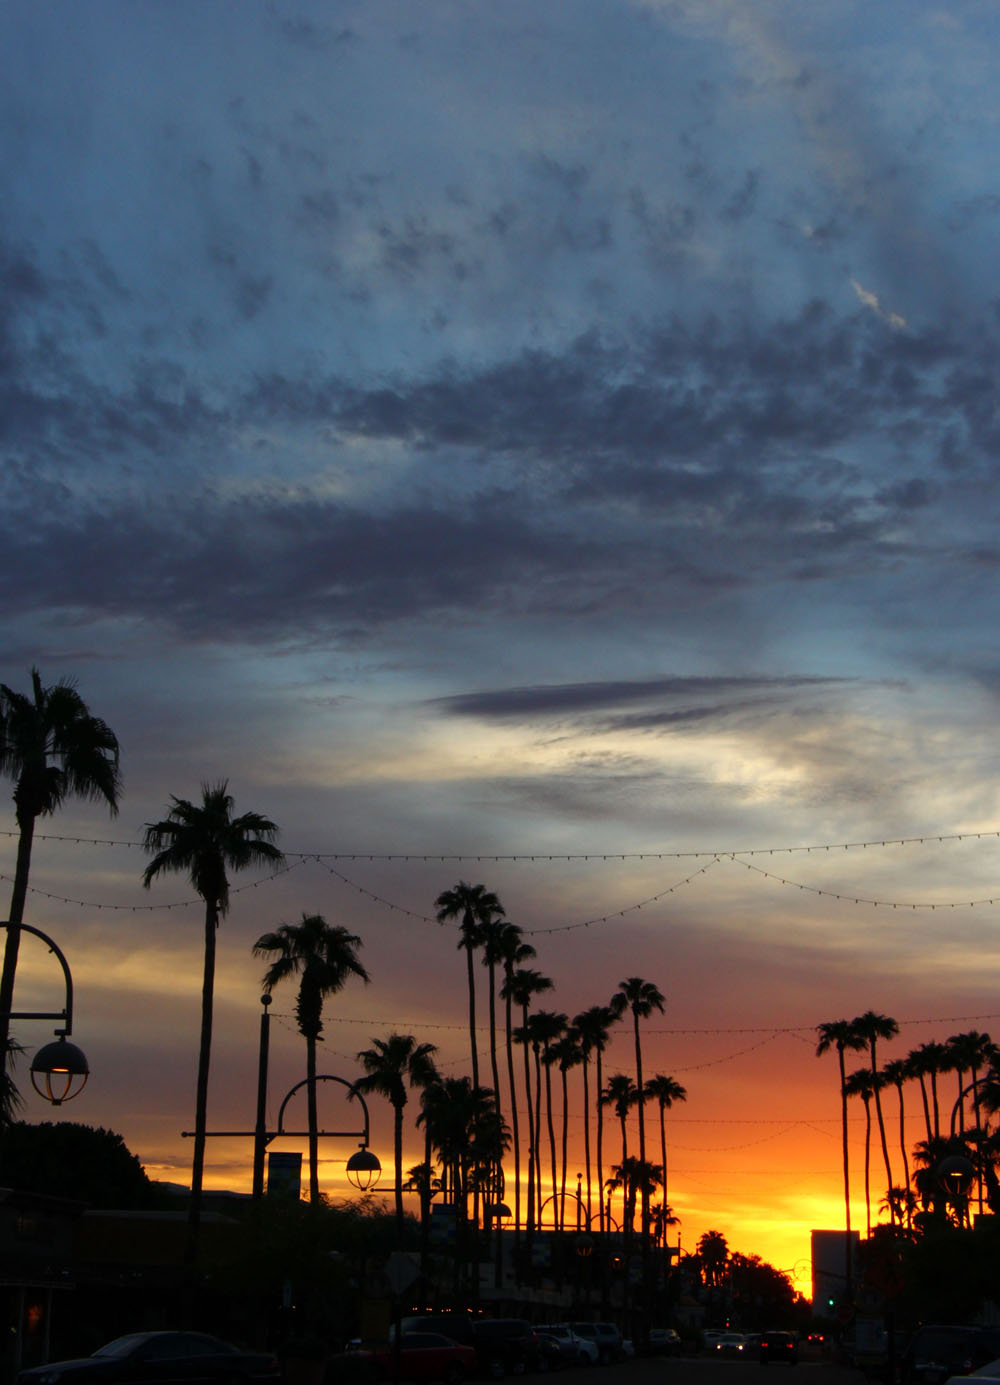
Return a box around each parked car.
[949,1359,1000,1385]
[714,1334,749,1358]
[534,1333,580,1371]
[17,1331,280,1385]
[342,1333,478,1383]
[543,1327,599,1365]
[903,1327,1000,1385]
[646,1328,682,1357]
[567,1324,622,1366]
[401,1316,538,1378]
[759,1331,798,1365]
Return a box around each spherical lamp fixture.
[30,1036,89,1105]
[346,1146,382,1191]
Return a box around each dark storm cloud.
[431,674,847,723]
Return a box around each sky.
[3,0,1000,1292]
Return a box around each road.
[541,1359,865,1385]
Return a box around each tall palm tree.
[906,1043,939,1144]
[527,1009,567,1224]
[497,924,535,1243]
[844,1067,876,1236]
[253,913,368,1203]
[644,1073,687,1209]
[143,781,282,1248]
[354,1032,438,1234]
[853,1011,899,1218]
[0,669,121,1070]
[435,882,504,1090]
[550,1028,582,1232]
[602,1071,638,1224]
[507,967,553,1233]
[575,997,625,1233]
[816,1017,868,1298]
[946,1030,995,1215]
[617,977,665,1249]
[881,1057,912,1221]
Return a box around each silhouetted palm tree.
[528,1009,567,1223]
[607,1156,661,1236]
[844,1067,876,1235]
[853,1011,899,1217]
[882,1058,912,1220]
[435,882,504,1089]
[354,1032,438,1233]
[644,1073,687,1208]
[0,669,121,1072]
[507,967,553,1233]
[602,1071,638,1225]
[696,1229,729,1287]
[1,1039,23,1127]
[253,913,368,1203]
[906,1043,940,1143]
[575,997,625,1233]
[617,977,665,1248]
[550,1028,582,1231]
[144,782,282,1250]
[816,1016,868,1294]
[497,924,535,1241]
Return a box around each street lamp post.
[0,921,89,1106]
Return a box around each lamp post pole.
[0,921,89,1107]
[251,993,271,1199]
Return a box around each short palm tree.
[816,1017,868,1296]
[0,669,121,1070]
[617,977,665,1245]
[354,1032,438,1234]
[506,967,553,1232]
[550,1028,583,1231]
[882,1058,912,1219]
[602,1071,638,1198]
[853,1010,899,1217]
[435,882,504,1090]
[909,1041,948,1141]
[575,997,625,1232]
[496,924,535,1241]
[844,1067,876,1235]
[143,782,282,1246]
[253,913,368,1203]
[528,1009,567,1223]
[644,1073,687,1208]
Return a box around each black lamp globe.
[30,1036,89,1105]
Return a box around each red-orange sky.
[10,825,1000,1299]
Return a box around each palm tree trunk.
[658,1100,668,1207]
[504,984,521,1252]
[533,1046,543,1223]
[837,1045,852,1300]
[633,1012,650,1245]
[559,1065,569,1233]
[0,813,36,1067]
[544,1059,557,1227]
[595,1048,606,1235]
[188,898,219,1262]
[464,926,479,1090]
[393,1101,405,1234]
[581,1056,593,1224]
[863,1097,872,1237]
[521,1022,536,1237]
[869,1054,894,1219]
[307,1032,320,1203]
